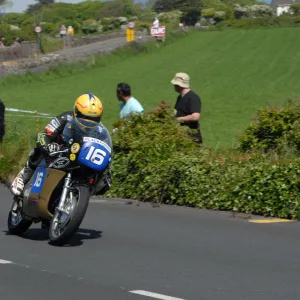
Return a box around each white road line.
[129,290,186,300]
[0,259,13,264]
[90,199,108,203]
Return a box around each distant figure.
[171,72,203,144]
[0,98,5,143]
[128,19,135,29]
[153,17,159,27]
[195,22,201,29]
[67,26,74,37]
[11,37,21,48]
[60,24,67,38]
[0,36,6,48]
[116,83,144,119]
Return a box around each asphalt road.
[55,35,153,60]
[0,34,154,77]
[1,184,300,300]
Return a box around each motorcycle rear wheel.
[49,185,90,246]
[7,198,32,235]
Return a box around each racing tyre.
[7,198,32,235]
[49,185,90,246]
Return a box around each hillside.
[2,27,300,147]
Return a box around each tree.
[153,0,174,12]
[98,0,125,18]
[153,0,201,25]
[289,3,300,14]
[146,0,158,8]
[26,0,55,14]
[98,0,138,18]
[0,1,13,15]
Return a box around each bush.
[82,19,101,34]
[107,103,300,220]
[233,4,274,19]
[135,21,152,33]
[0,119,34,183]
[214,11,226,23]
[100,17,122,32]
[40,22,58,36]
[0,24,36,45]
[109,103,202,198]
[20,16,36,27]
[158,10,182,23]
[40,34,63,53]
[1,13,30,26]
[290,3,300,14]
[140,10,157,22]
[216,15,300,29]
[238,100,300,152]
[202,8,216,19]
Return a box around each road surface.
[1,184,300,300]
[0,34,154,77]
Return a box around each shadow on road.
[3,228,103,247]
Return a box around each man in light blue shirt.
[117,83,144,119]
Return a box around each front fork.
[56,173,72,214]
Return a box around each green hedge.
[0,119,34,182]
[2,102,300,219]
[40,34,64,53]
[107,103,300,220]
[238,100,300,152]
[216,15,300,29]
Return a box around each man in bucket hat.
[171,72,203,144]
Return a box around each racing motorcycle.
[7,135,112,246]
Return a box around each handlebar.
[48,148,69,157]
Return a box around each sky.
[3,0,269,14]
[3,0,86,13]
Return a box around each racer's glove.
[43,143,60,155]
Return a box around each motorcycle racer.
[11,93,112,198]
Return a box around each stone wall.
[0,32,129,60]
[0,41,40,61]
[66,32,126,48]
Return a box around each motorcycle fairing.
[22,160,66,220]
[78,139,111,172]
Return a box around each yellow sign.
[71,143,80,154]
[126,28,135,42]
[70,154,76,161]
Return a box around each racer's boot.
[94,169,112,196]
[11,161,34,196]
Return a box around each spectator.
[171,72,203,144]
[0,98,5,143]
[11,37,21,48]
[60,24,67,38]
[117,83,144,119]
[153,17,159,27]
[0,36,6,48]
[67,26,74,40]
[128,19,135,29]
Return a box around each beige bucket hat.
[171,72,190,88]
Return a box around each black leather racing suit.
[27,111,111,196]
[28,111,73,168]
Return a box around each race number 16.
[85,146,106,165]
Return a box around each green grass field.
[2,27,300,147]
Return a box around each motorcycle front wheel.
[7,198,32,235]
[49,185,90,246]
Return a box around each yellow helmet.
[74,93,103,123]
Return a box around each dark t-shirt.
[175,90,201,130]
